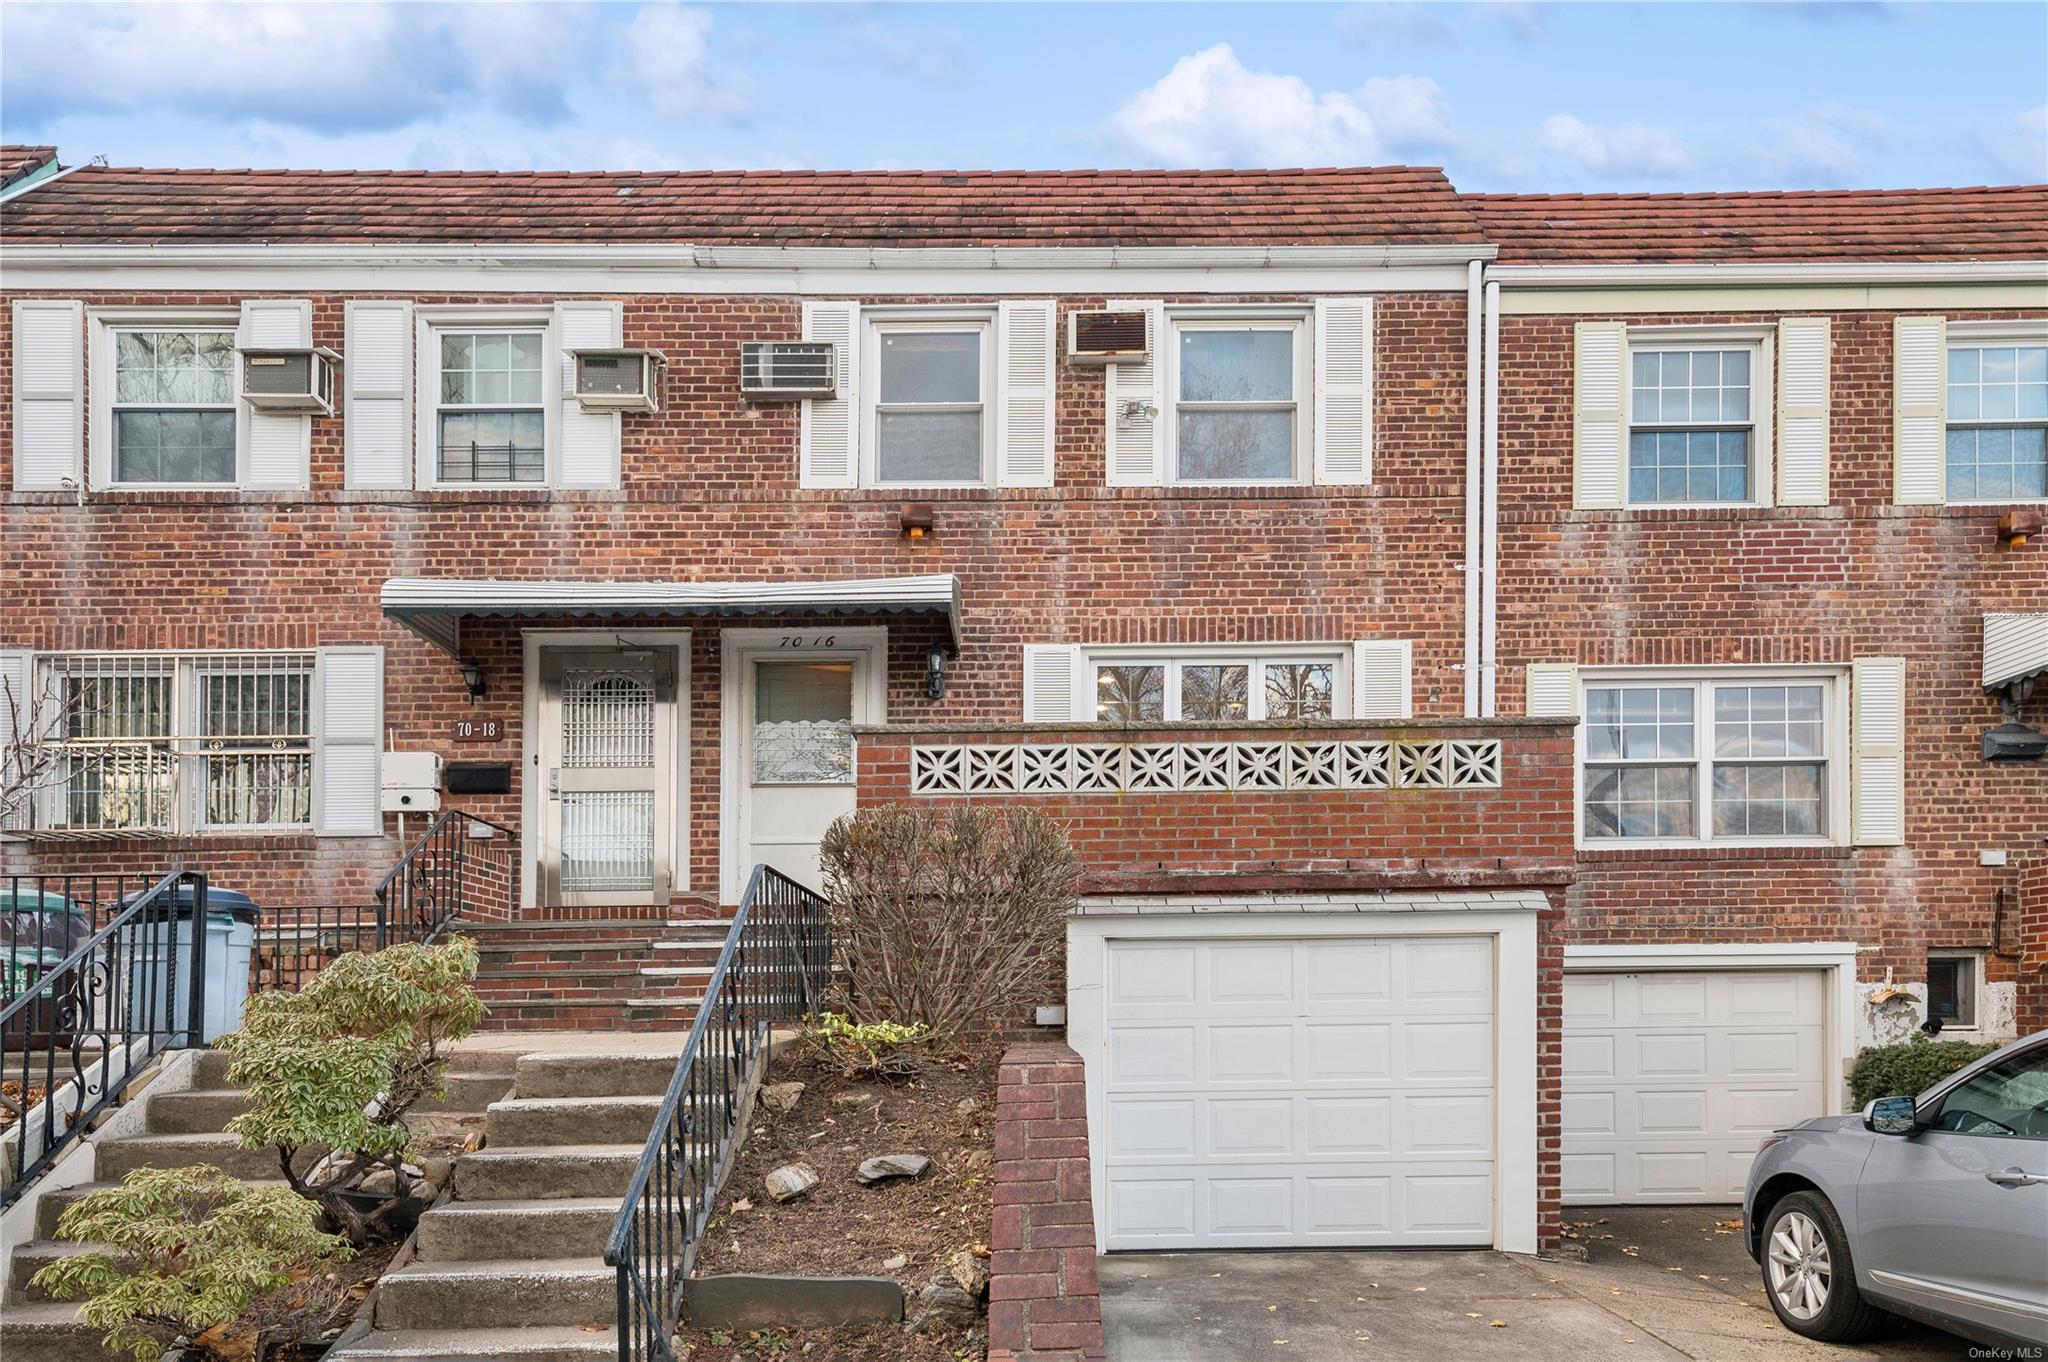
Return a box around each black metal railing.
[607,865,832,1361]
[373,809,520,948]
[1,870,209,1206]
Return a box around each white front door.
[1562,969,1827,1204]
[728,631,882,899]
[1100,934,1498,1249]
[535,646,677,906]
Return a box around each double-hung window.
[865,317,991,486]
[1946,341,2048,502]
[1627,343,1760,504]
[1581,673,1839,845]
[109,327,238,486]
[1092,650,1344,723]
[1171,317,1307,483]
[435,329,547,484]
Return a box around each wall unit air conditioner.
[573,349,666,412]
[1066,310,1150,366]
[739,340,837,399]
[240,347,340,415]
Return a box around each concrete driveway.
[1099,1208,1971,1361]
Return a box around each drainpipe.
[1481,275,1502,717]
[1463,259,1484,717]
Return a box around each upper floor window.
[1092,649,1344,723]
[863,316,992,487]
[1580,672,1840,845]
[110,328,237,486]
[436,329,547,484]
[1947,343,2047,502]
[1627,344,1757,504]
[1170,317,1307,484]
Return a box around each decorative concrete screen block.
[907,738,1503,796]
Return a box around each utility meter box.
[381,751,444,813]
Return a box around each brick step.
[459,922,677,944]
[413,1197,623,1263]
[373,1257,617,1330]
[452,1145,646,1202]
[476,1000,698,1031]
[329,1325,618,1360]
[486,1095,663,1147]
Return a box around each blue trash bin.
[118,887,258,1043]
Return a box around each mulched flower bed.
[677,1034,1004,1362]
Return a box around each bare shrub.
[818,804,1079,1039]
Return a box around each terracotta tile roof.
[1469,185,2048,264]
[0,145,58,191]
[0,164,1486,248]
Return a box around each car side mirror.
[1865,1095,1920,1136]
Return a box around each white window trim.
[88,307,244,491]
[1926,949,1985,1034]
[1083,642,1352,722]
[1165,305,1313,487]
[1575,665,1849,851]
[1623,323,1775,510]
[1942,320,2048,507]
[415,306,560,490]
[859,306,995,489]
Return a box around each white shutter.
[800,301,860,489]
[344,300,413,489]
[1525,663,1580,718]
[1022,644,1086,722]
[996,300,1056,488]
[1574,322,1628,509]
[1776,317,1831,507]
[315,646,384,837]
[556,301,623,489]
[1314,298,1372,485]
[239,299,314,489]
[1851,657,1906,847]
[12,299,83,491]
[1350,639,1412,720]
[1893,315,1947,505]
[0,649,33,832]
[1105,301,1165,486]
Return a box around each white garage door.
[1562,969,1826,1205]
[1102,935,1496,1250]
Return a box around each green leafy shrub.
[808,1010,931,1079]
[1849,1035,1998,1107]
[29,1165,350,1361]
[217,937,484,1244]
[818,804,1080,1039]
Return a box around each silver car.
[1743,1029,2048,1348]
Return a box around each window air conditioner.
[239,347,340,415]
[739,340,837,399]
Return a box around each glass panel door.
[538,648,675,906]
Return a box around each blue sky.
[2,2,2042,192]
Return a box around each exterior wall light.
[459,659,488,703]
[926,646,951,700]
[900,502,936,540]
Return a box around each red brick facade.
[989,1042,1108,1362]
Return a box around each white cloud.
[617,3,752,122]
[1538,113,1692,180]
[0,2,594,131]
[1108,43,1457,167]
[1753,103,1892,186]
[1981,104,2047,183]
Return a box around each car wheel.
[1761,1191,1884,1342]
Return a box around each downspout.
[1462,259,1483,716]
[1481,275,1502,717]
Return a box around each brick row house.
[1,149,2043,1257]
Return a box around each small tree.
[217,937,484,1244]
[818,805,1079,1039]
[29,1165,350,1361]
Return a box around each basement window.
[1926,953,1980,1031]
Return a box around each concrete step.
[94,1131,321,1182]
[8,1238,109,1303]
[373,1258,617,1330]
[414,1197,622,1263]
[514,1052,678,1100]
[33,1179,290,1239]
[452,1145,645,1202]
[191,1048,243,1087]
[0,1301,114,1362]
[329,1326,619,1361]
[486,1095,662,1147]
[476,1000,697,1031]
[145,1087,249,1133]
[418,1070,520,1112]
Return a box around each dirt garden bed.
[676,1033,1005,1362]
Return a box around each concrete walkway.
[1100,1209,1971,1361]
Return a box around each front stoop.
[332,1044,689,1361]
[465,917,729,1030]
[0,1047,518,1361]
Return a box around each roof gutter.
[1485,260,2048,287]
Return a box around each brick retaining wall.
[988,1042,1106,1362]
